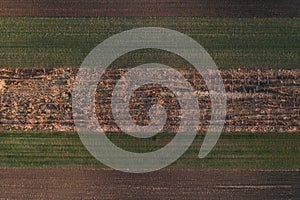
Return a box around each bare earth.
[0,168,299,199]
[0,0,299,17]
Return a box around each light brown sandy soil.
[0,68,299,133]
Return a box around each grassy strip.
[0,17,299,69]
[0,132,299,170]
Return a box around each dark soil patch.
[0,168,299,199]
[1,0,299,17]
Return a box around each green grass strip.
[0,132,299,170]
[0,17,299,69]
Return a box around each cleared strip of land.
[0,0,299,18]
[0,168,299,199]
[0,68,299,133]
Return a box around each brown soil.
[0,168,299,199]
[1,68,299,133]
[0,0,299,18]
